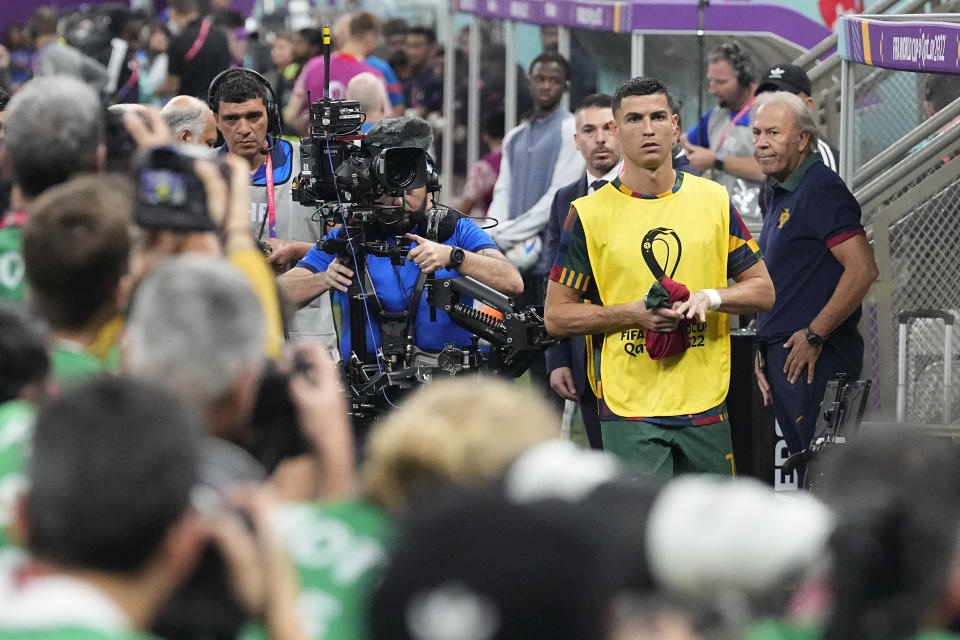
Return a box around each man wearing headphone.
[681,42,766,233]
[210,68,337,349]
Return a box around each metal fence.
[886,176,960,422]
[856,73,960,422]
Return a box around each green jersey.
[0,400,34,550]
[242,500,394,640]
[0,630,158,640]
[0,212,26,303]
[0,573,160,640]
[746,619,960,640]
[50,344,120,385]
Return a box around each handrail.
[792,33,837,69]
[855,120,960,208]
[855,94,960,186]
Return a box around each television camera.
[291,27,554,422]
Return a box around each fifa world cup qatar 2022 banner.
[839,14,960,74]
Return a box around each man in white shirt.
[486,51,584,389]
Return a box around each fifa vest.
[573,175,731,417]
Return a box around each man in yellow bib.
[544,77,775,478]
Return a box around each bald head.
[161,96,219,148]
[347,72,388,121]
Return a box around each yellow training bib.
[575,175,731,417]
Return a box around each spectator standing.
[21,175,132,383]
[338,12,401,117]
[0,303,49,553]
[542,94,623,450]
[0,76,106,304]
[752,92,877,461]
[486,52,584,270]
[26,6,109,92]
[264,31,300,127]
[486,52,584,390]
[682,42,766,232]
[544,77,774,477]
[381,19,409,57]
[293,28,323,66]
[457,110,504,217]
[0,43,13,95]
[158,0,231,99]
[0,87,7,143]
[402,26,443,120]
[283,14,386,136]
[2,24,32,92]
[136,22,171,106]
[211,8,249,68]
[0,89,9,214]
[540,25,598,109]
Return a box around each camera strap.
[715,97,755,152]
[265,151,277,238]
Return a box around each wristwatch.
[448,246,466,270]
[713,156,725,172]
[804,326,825,347]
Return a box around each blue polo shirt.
[756,153,866,342]
[296,218,498,360]
[218,135,292,186]
[686,106,751,148]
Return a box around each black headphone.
[424,153,440,194]
[717,42,755,88]
[207,67,283,140]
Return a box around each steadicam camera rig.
[291,26,553,421]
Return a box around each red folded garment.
[646,276,691,360]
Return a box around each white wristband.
[702,288,722,310]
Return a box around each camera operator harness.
[291,26,554,421]
[313,203,554,421]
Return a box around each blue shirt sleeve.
[815,177,865,247]
[453,218,498,252]
[686,110,712,148]
[296,227,339,273]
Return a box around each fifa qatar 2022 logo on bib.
[618,227,708,358]
[641,227,682,282]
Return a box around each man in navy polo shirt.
[752,92,878,459]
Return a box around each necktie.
[590,179,608,193]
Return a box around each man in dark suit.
[539,93,622,449]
